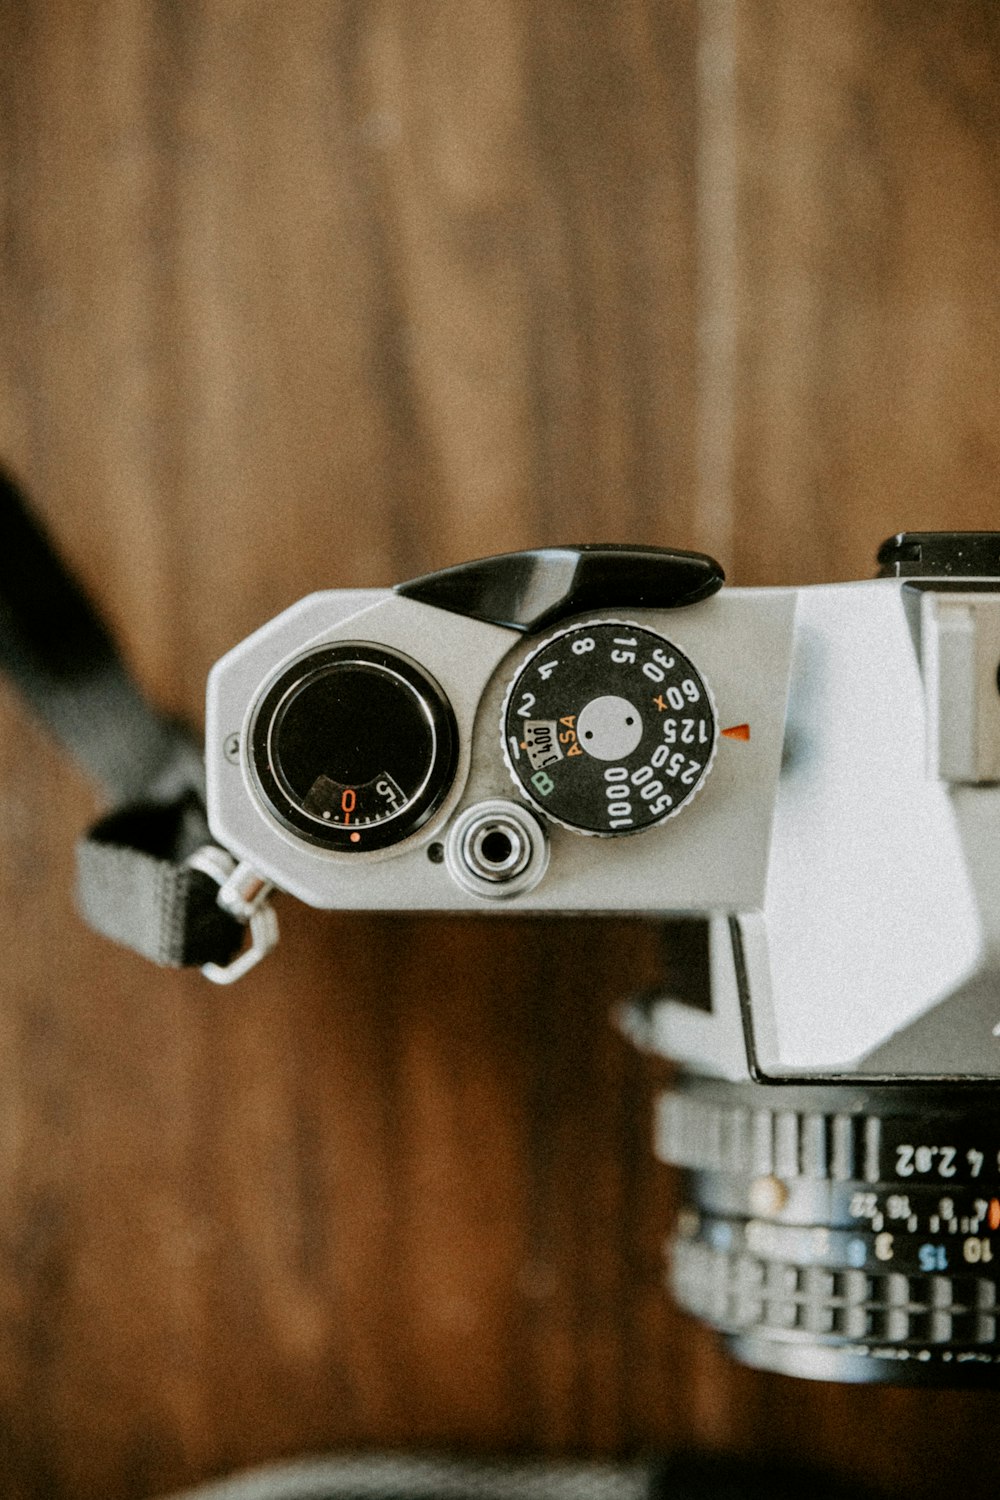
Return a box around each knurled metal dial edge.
[671,1237,999,1348]
[498,618,719,837]
[656,1088,1000,1184]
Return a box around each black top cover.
[396,544,725,634]
[877,531,1000,578]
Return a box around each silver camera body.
[205,542,1000,1086]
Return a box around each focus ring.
[672,1236,999,1349]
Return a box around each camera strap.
[0,468,273,978]
[153,1449,879,1500]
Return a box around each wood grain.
[1,2,1000,1496]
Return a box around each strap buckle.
[185,847,279,984]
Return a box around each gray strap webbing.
[76,793,244,968]
[154,1455,650,1500]
[153,1452,879,1500]
[0,467,244,969]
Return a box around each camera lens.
[659,1075,1000,1384]
[249,644,458,851]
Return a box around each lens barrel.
[658,1075,1000,1384]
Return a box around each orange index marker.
[722,723,750,741]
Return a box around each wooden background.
[1,2,1000,1495]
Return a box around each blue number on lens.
[708,1222,733,1252]
[918,1243,948,1272]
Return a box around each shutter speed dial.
[501,621,717,836]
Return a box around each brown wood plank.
[726,0,1000,586]
[1,2,1000,1496]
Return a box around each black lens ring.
[249,643,458,852]
[661,1074,1000,1385]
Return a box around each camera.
[206,536,1000,1386]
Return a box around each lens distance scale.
[502,620,717,836]
[250,643,457,852]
